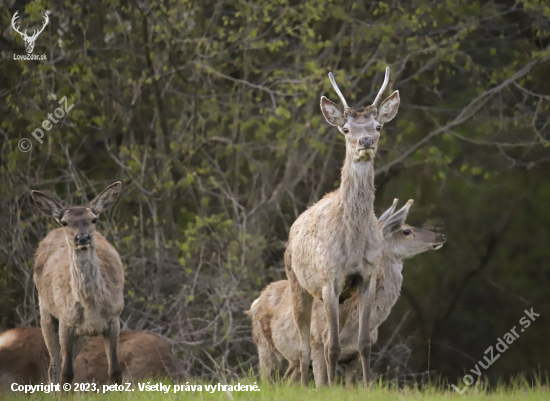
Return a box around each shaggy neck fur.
[67,238,107,306]
[337,152,378,243]
[383,247,404,284]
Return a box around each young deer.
[31,182,124,385]
[249,200,445,386]
[0,327,184,389]
[312,199,445,386]
[286,68,400,385]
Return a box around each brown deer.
[286,67,400,385]
[0,327,183,389]
[0,327,48,389]
[249,200,445,386]
[74,330,184,383]
[31,182,124,385]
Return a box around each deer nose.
[359,137,374,149]
[75,234,91,245]
[440,234,446,242]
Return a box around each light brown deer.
[312,199,445,386]
[250,200,445,386]
[0,327,184,389]
[31,182,124,385]
[286,67,400,385]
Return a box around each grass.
[3,375,548,400]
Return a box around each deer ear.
[382,199,413,237]
[378,198,399,225]
[320,96,345,127]
[377,91,400,124]
[31,191,64,219]
[89,182,122,214]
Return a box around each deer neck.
[338,153,377,233]
[68,239,107,306]
[368,249,404,329]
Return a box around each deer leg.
[294,291,314,386]
[288,363,301,383]
[281,362,293,382]
[344,356,360,387]
[103,319,122,384]
[322,284,341,385]
[257,341,273,382]
[41,309,61,384]
[311,341,328,387]
[58,323,76,385]
[358,277,376,387]
[72,336,86,360]
[287,269,313,386]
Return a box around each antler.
[11,11,26,38]
[29,13,49,39]
[372,67,390,107]
[328,72,350,110]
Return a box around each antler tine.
[372,66,390,107]
[11,11,25,36]
[328,72,349,110]
[30,13,49,39]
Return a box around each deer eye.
[92,218,97,224]
[61,221,68,227]
[376,125,382,131]
[403,229,411,236]
[343,127,349,134]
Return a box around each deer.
[286,67,400,385]
[73,330,184,384]
[11,11,49,54]
[249,199,445,387]
[31,182,124,385]
[0,327,184,389]
[0,327,48,389]
[311,199,445,386]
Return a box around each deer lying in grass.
[286,67,400,385]
[249,199,445,386]
[0,327,48,388]
[0,327,183,389]
[31,182,124,384]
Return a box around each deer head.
[320,67,400,162]
[31,182,121,251]
[12,11,49,54]
[379,199,446,259]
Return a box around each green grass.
[3,376,549,401]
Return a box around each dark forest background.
[1,0,549,386]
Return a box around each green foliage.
[0,0,549,382]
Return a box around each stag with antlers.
[285,67,400,386]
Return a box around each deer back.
[0,328,48,390]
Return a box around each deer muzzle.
[75,233,91,248]
[358,136,375,157]
[432,234,446,250]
